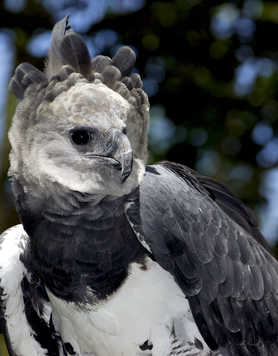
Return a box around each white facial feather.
[9,80,145,196]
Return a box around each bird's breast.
[47,257,210,356]
[23,209,146,304]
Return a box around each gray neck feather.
[12,177,145,303]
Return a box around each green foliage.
[0,334,9,356]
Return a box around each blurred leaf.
[0,335,9,356]
[261,2,278,23]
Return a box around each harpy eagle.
[1,16,278,356]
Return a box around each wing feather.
[129,163,278,355]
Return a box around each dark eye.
[71,129,91,145]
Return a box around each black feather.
[20,277,60,355]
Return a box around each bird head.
[8,16,149,198]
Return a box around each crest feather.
[8,62,47,99]
[9,15,148,115]
[45,15,91,79]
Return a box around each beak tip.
[121,171,131,183]
[120,156,133,183]
[109,130,133,183]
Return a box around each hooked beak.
[112,130,133,182]
[90,129,132,183]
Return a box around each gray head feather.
[9,15,147,111]
[45,15,92,80]
[91,55,112,73]
[112,46,136,76]
[8,16,149,199]
[8,62,47,100]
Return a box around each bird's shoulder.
[142,161,270,252]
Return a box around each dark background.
[1,0,278,250]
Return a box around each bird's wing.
[0,225,58,356]
[126,163,278,355]
[161,161,272,253]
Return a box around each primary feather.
[1,16,278,356]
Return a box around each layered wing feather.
[162,161,271,254]
[127,163,278,355]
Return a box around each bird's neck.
[13,178,146,304]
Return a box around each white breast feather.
[47,257,210,356]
